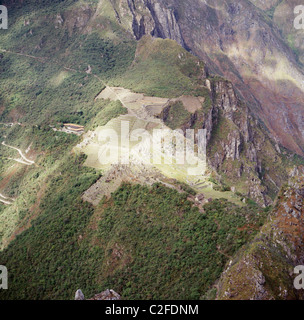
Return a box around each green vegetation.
[0,0,136,126]
[0,181,267,300]
[0,123,82,247]
[112,36,207,98]
[162,101,192,130]
[89,100,127,129]
[177,182,197,196]
[161,93,212,131]
[0,0,134,255]
[0,0,302,301]
[263,0,284,20]
[213,184,231,192]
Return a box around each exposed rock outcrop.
[158,75,281,206]
[75,289,85,300]
[89,289,121,300]
[75,289,121,300]
[125,0,185,47]
[218,169,304,300]
[114,0,304,157]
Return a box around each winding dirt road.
[0,193,14,205]
[2,141,35,165]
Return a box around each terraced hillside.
[0,0,304,300]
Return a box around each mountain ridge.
[107,0,304,156]
[0,0,304,300]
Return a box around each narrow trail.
[1,48,168,126]
[0,48,204,170]
[217,246,233,260]
[0,49,46,62]
[2,141,35,165]
[0,48,212,201]
[0,198,12,205]
[7,157,33,165]
[0,193,14,205]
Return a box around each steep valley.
[0,0,304,301]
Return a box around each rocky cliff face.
[75,289,121,300]
[158,74,287,206]
[218,169,304,300]
[3,0,301,207]
[124,0,186,46]
[112,0,304,157]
